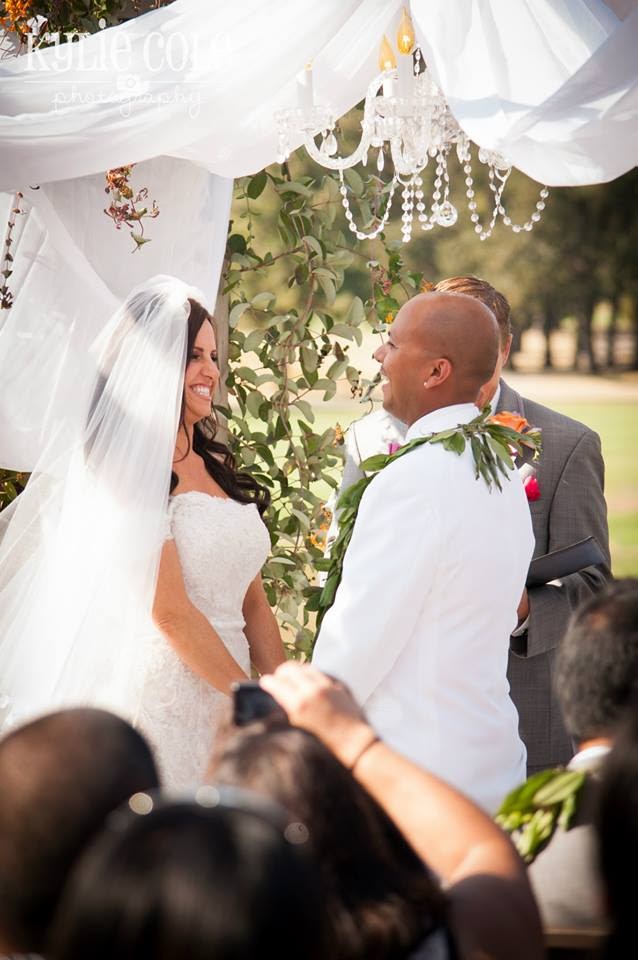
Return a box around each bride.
[0,276,286,786]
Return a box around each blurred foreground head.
[556,579,638,745]
[50,792,331,960]
[213,720,447,960]
[597,704,638,959]
[0,708,158,954]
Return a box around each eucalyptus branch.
[234,245,304,273]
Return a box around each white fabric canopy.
[1,0,637,469]
[0,0,637,188]
[413,0,638,185]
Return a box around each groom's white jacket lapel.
[313,402,534,814]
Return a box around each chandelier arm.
[276,58,551,242]
[302,133,370,171]
[389,138,427,179]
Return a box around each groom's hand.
[516,588,530,626]
[260,663,376,769]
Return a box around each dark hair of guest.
[556,579,638,744]
[597,702,638,960]
[49,801,331,960]
[0,709,159,955]
[212,721,450,960]
[170,298,270,515]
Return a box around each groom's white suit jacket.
[313,403,534,813]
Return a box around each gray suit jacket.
[497,380,611,772]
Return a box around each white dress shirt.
[313,402,534,813]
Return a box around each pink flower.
[388,441,401,455]
[524,474,541,501]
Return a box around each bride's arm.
[242,575,287,675]
[153,541,249,695]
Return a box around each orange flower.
[490,411,530,433]
[384,312,395,324]
[6,0,30,18]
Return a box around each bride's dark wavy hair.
[171,299,270,515]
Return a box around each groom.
[313,291,534,813]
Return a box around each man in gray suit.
[330,276,610,773]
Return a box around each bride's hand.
[260,663,376,769]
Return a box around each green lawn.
[552,403,637,577]
[310,400,638,577]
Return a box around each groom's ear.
[423,357,452,389]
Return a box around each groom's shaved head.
[375,291,499,424]
[403,292,499,391]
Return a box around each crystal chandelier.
[275,7,549,243]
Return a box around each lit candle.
[297,63,314,115]
[378,35,396,98]
[397,6,416,55]
[397,53,413,100]
[396,6,415,100]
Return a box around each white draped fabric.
[0,0,636,188]
[413,0,638,185]
[0,0,637,468]
[0,168,232,469]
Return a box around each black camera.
[231,680,287,727]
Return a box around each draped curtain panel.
[0,0,636,188]
[0,0,637,467]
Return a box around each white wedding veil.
[0,275,204,731]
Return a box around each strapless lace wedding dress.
[136,492,270,788]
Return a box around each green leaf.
[229,301,251,327]
[487,434,514,466]
[330,324,355,341]
[246,171,268,199]
[344,168,364,196]
[300,345,318,374]
[303,235,323,258]
[441,432,466,455]
[497,770,559,817]
[245,389,264,418]
[321,360,345,382]
[359,453,391,472]
[345,296,365,326]
[294,399,315,422]
[251,291,276,310]
[227,233,247,255]
[336,477,369,510]
[317,275,336,304]
[375,296,400,320]
[276,180,314,198]
[234,365,258,384]
[533,771,586,807]
[243,329,264,353]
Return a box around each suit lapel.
[496,378,526,418]
[496,379,533,468]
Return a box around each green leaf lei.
[309,405,541,637]
[496,768,587,863]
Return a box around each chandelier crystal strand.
[275,18,552,244]
[498,186,550,233]
[338,170,398,241]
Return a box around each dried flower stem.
[104,165,160,252]
[1,192,24,311]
